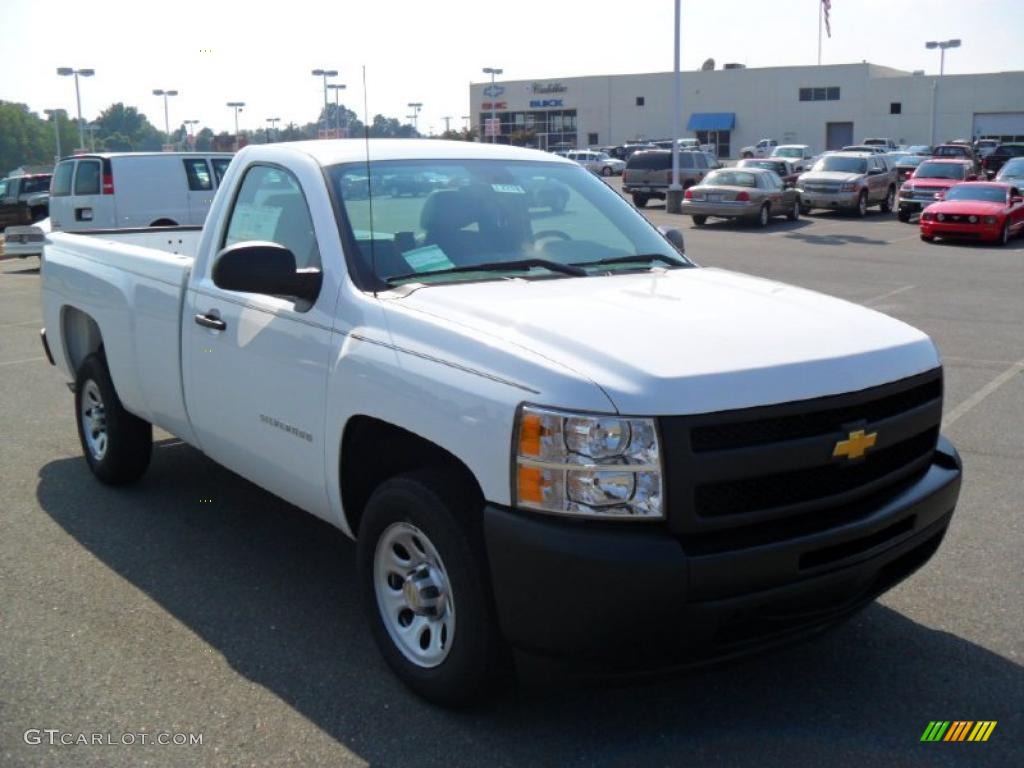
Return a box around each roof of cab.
[265,138,576,167]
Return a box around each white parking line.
[944,358,1024,428]
[865,284,916,306]
[0,356,46,368]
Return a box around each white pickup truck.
[40,139,962,706]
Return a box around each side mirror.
[212,241,322,303]
[657,226,686,254]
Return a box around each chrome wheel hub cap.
[374,522,455,668]
[80,380,108,461]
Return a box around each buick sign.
[529,99,563,108]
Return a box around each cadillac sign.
[529,82,567,94]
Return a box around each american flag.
[822,0,832,38]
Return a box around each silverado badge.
[833,429,878,460]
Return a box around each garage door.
[973,112,1024,142]
[826,122,853,150]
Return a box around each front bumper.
[800,190,862,209]
[680,200,760,218]
[921,220,1001,241]
[484,437,961,665]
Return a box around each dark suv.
[622,150,709,208]
[981,143,1024,179]
[0,174,51,230]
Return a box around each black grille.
[691,378,941,452]
[695,428,938,517]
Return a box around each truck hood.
[395,268,939,415]
[800,171,864,183]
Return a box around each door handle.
[194,312,226,331]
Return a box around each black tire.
[149,219,177,227]
[999,221,1010,246]
[691,215,707,227]
[799,200,812,215]
[787,201,800,221]
[920,233,935,242]
[631,193,649,208]
[357,470,502,707]
[601,166,612,177]
[897,209,911,223]
[74,353,152,485]
[880,186,895,213]
[756,203,770,228]
[742,151,753,159]
[854,191,868,218]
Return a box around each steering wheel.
[532,229,572,244]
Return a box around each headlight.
[513,405,662,519]
[968,215,978,223]
[983,216,997,224]
[937,213,945,221]
[839,180,859,192]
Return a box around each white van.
[48,152,234,231]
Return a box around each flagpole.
[817,0,823,66]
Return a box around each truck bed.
[42,226,202,445]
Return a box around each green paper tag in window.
[402,245,455,273]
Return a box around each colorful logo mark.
[920,721,997,742]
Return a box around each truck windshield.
[772,148,803,158]
[328,159,690,288]
[812,156,868,174]
[915,163,966,180]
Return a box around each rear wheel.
[897,209,911,223]
[880,186,895,213]
[358,471,502,707]
[799,200,812,215]
[787,201,800,221]
[75,353,152,485]
[149,218,177,227]
[756,203,770,228]
[631,193,649,208]
[691,215,707,227]
[742,151,753,159]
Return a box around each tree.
[93,103,162,151]
[194,127,214,151]
[368,114,417,138]
[0,101,51,174]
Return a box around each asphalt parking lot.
[2,193,1022,767]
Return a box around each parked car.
[770,144,816,172]
[739,138,778,158]
[0,172,52,230]
[797,152,898,216]
[841,144,887,155]
[896,159,977,222]
[39,138,963,706]
[608,143,657,161]
[622,148,710,208]
[48,152,233,231]
[981,143,1024,179]
[973,139,999,159]
[566,150,626,177]
[682,167,800,227]
[893,153,928,184]
[2,218,49,259]
[863,138,899,152]
[994,157,1024,186]
[931,144,978,174]
[906,145,932,155]
[737,158,799,187]
[920,182,1024,245]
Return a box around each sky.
[1,0,1022,136]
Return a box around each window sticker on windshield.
[402,245,455,273]
[491,184,525,194]
[228,203,282,242]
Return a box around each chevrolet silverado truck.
[40,139,962,706]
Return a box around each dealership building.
[469,62,1024,157]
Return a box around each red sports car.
[920,182,1024,245]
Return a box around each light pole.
[311,68,338,138]
[56,67,95,151]
[407,102,423,134]
[152,89,179,147]
[327,83,347,137]
[266,117,280,143]
[666,0,684,213]
[482,67,503,143]
[925,39,961,147]
[226,102,245,149]
[441,116,452,134]
[86,123,99,152]
[183,119,199,148]
[44,108,65,163]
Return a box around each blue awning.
[686,112,735,131]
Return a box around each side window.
[211,158,232,185]
[680,153,694,169]
[52,162,74,196]
[223,165,321,270]
[74,160,101,195]
[0,181,7,198]
[694,153,707,169]
[184,159,213,191]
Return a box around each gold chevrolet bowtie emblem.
[833,429,878,460]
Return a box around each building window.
[799,87,841,101]
[587,132,599,146]
[636,96,645,107]
[890,102,902,114]
[696,130,730,159]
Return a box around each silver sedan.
[680,168,800,227]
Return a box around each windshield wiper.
[386,257,587,284]
[570,253,686,269]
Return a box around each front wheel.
[631,193,649,208]
[897,209,911,223]
[999,221,1010,246]
[880,186,895,213]
[920,233,935,242]
[601,166,612,177]
[855,191,868,218]
[358,471,502,707]
[75,353,152,485]
[691,215,707,227]
[799,200,812,215]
